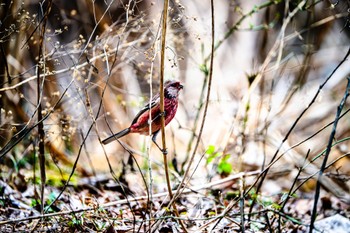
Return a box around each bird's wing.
[131,95,160,125]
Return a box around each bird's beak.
[179,84,184,89]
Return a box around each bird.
[102,80,183,151]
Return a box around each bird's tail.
[102,128,131,144]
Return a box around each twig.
[151,0,216,230]
[146,40,158,229]
[0,45,12,84]
[172,0,215,203]
[288,147,350,204]
[0,38,140,92]
[278,149,310,231]
[204,0,277,64]
[44,21,134,216]
[159,0,170,193]
[309,77,350,232]
[36,0,52,214]
[182,69,208,169]
[77,0,114,61]
[101,34,141,233]
[158,0,187,232]
[240,175,245,232]
[0,170,259,226]
[248,45,350,214]
[222,0,307,158]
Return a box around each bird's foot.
[154,142,168,154]
[161,148,168,155]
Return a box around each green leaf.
[225,191,239,200]
[206,145,216,155]
[208,211,216,216]
[218,161,232,174]
[207,152,222,164]
[199,64,209,76]
[271,202,282,210]
[30,199,40,207]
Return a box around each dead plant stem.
[159,0,187,232]
[309,78,350,232]
[169,0,215,215]
[36,0,52,214]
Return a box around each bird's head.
[164,80,183,99]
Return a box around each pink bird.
[102,80,183,150]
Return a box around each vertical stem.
[172,0,215,203]
[309,78,350,232]
[159,1,187,232]
[159,0,168,154]
[159,0,173,199]
[157,2,215,230]
[37,69,45,215]
[37,0,52,214]
[239,175,245,232]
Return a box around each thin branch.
[309,77,350,232]
[159,0,170,187]
[0,170,260,225]
[158,0,187,232]
[0,45,12,84]
[0,39,140,92]
[170,0,215,211]
[36,0,52,214]
[248,45,350,211]
[278,149,310,231]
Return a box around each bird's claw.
[154,142,168,154]
[161,148,168,155]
